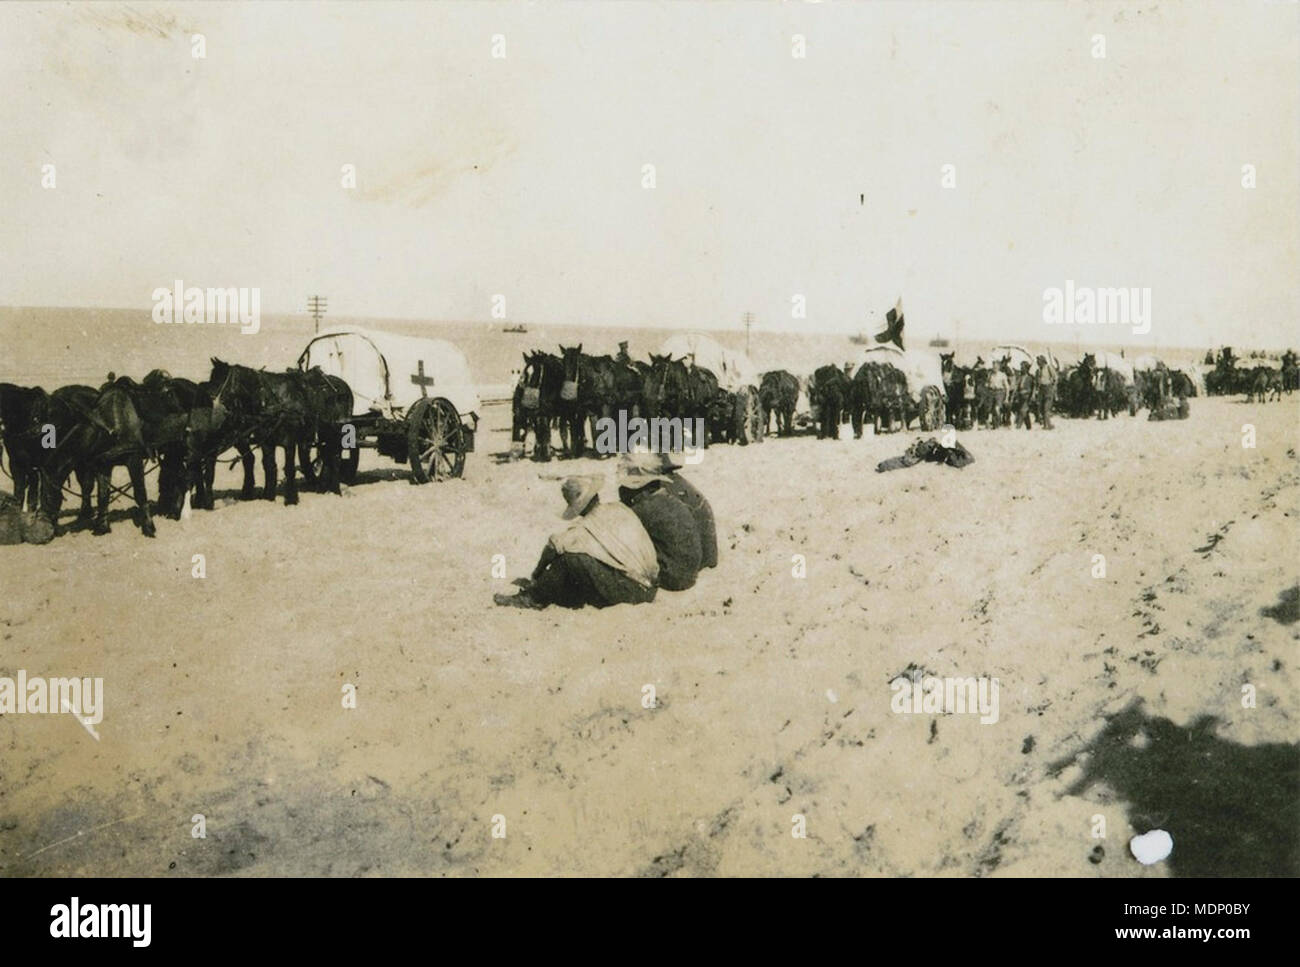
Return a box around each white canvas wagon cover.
[659,333,760,392]
[858,344,945,397]
[1078,350,1135,385]
[300,325,481,425]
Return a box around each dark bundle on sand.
[876,437,975,473]
[1148,397,1191,421]
[0,493,55,545]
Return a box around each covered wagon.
[989,344,1062,376]
[298,325,481,483]
[857,344,947,429]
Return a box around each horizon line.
[0,304,1282,354]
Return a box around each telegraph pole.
[743,311,754,356]
[307,295,328,334]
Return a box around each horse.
[582,352,645,451]
[759,370,799,437]
[811,364,851,439]
[296,367,354,493]
[941,365,982,430]
[1281,351,1298,394]
[1246,366,1282,403]
[108,371,225,519]
[39,379,156,537]
[512,351,567,461]
[206,359,312,505]
[849,363,883,437]
[556,344,596,456]
[0,382,49,511]
[642,354,716,447]
[1169,369,1197,399]
[1076,354,1133,420]
[915,384,947,431]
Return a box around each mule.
[812,365,851,439]
[759,370,799,437]
[40,380,156,537]
[296,367,354,493]
[207,359,312,505]
[512,351,567,461]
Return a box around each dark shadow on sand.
[1261,585,1300,626]
[1049,700,1300,876]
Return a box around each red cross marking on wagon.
[411,359,436,397]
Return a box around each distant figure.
[1036,355,1056,429]
[617,458,702,591]
[986,364,1009,428]
[494,475,658,609]
[616,341,631,366]
[1013,361,1036,429]
[623,449,717,569]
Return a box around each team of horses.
[5,343,1295,537]
[1203,348,1294,403]
[511,345,758,460]
[510,341,1293,459]
[0,361,352,538]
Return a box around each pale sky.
[1,1,1296,347]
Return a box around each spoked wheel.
[407,398,466,484]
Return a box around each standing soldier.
[1036,355,1056,429]
[616,341,632,366]
[1014,361,1036,429]
[986,361,1009,428]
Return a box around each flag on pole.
[874,297,905,349]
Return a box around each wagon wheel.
[407,397,466,484]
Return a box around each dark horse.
[296,367,354,493]
[759,370,799,437]
[1076,354,1135,420]
[850,362,908,436]
[641,354,717,448]
[40,379,156,537]
[558,344,646,457]
[0,382,50,511]
[1246,366,1282,403]
[1281,350,1298,394]
[206,359,313,505]
[119,370,227,518]
[512,350,566,461]
[811,364,851,439]
[940,353,983,430]
[2,383,100,520]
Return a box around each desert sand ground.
[1,394,1297,877]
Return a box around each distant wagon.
[298,325,481,484]
[858,343,947,429]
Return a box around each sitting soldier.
[622,449,717,569]
[617,457,702,591]
[494,475,659,609]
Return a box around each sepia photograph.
[0,0,1296,930]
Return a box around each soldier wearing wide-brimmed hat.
[1013,360,1036,430]
[495,474,659,609]
[617,454,703,592]
[621,448,717,569]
